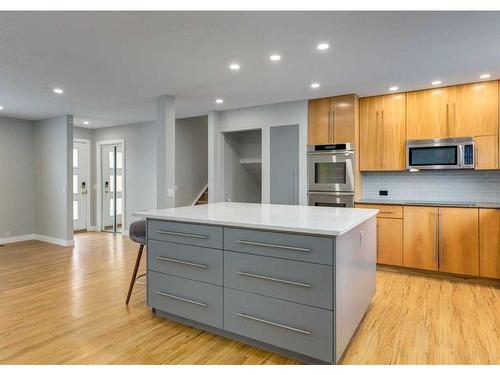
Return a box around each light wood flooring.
[0,232,498,364]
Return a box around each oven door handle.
[307,192,354,196]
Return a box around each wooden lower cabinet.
[403,206,438,271]
[479,209,500,279]
[439,208,479,276]
[377,218,403,266]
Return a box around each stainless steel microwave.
[406,137,475,170]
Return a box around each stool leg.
[126,244,144,305]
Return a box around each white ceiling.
[1,11,500,128]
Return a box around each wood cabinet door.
[439,207,479,276]
[475,135,499,170]
[359,96,383,170]
[377,218,403,266]
[331,94,356,144]
[406,88,450,140]
[308,98,331,144]
[379,93,406,170]
[451,81,499,137]
[403,206,439,271]
[479,209,500,279]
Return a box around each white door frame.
[73,138,91,231]
[96,139,126,234]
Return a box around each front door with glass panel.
[73,141,89,231]
[101,144,123,233]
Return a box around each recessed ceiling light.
[215,98,224,104]
[389,86,399,91]
[0,106,3,111]
[316,42,329,51]
[270,54,281,62]
[431,80,442,86]
[229,63,240,71]
[310,82,320,89]
[83,121,90,125]
[53,87,64,94]
[480,73,491,79]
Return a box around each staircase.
[194,185,208,205]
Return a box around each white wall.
[175,116,208,207]
[0,117,35,242]
[87,121,157,231]
[208,100,308,204]
[33,115,73,245]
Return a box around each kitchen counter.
[356,199,500,209]
[135,202,377,364]
[135,201,378,236]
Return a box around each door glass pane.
[110,198,114,216]
[314,162,346,184]
[116,198,123,215]
[116,175,123,192]
[109,151,114,169]
[73,201,78,220]
[73,175,78,194]
[73,149,78,168]
[109,175,114,192]
[116,152,123,169]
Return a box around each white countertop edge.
[133,208,378,237]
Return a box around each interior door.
[101,144,124,232]
[73,141,88,231]
[270,125,300,205]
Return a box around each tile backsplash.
[362,170,500,203]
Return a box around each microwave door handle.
[457,144,464,167]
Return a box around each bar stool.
[126,220,146,305]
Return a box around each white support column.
[208,111,221,203]
[156,95,176,208]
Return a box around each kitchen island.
[135,202,378,364]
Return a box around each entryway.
[73,139,90,231]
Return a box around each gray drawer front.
[224,228,333,265]
[224,252,333,310]
[148,220,222,249]
[148,240,223,286]
[224,288,333,363]
[148,271,223,328]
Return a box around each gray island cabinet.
[135,202,378,364]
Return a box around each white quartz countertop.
[134,202,378,236]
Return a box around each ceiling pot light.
[431,80,442,86]
[215,98,224,104]
[53,87,64,94]
[229,63,240,71]
[310,82,320,89]
[83,121,90,125]
[0,106,3,111]
[316,42,329,51]
[270,54,281,61]
[480,73,491,79]
[389,86,399,91]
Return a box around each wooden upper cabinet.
[474,135,499,170]
[360,93,406,171]
[403,206,439,271]
[479,209,500,279]
[451,81,499,137]
[439,207,479,276]
[406,88,450,140]
[308,98,331,145]
[407,81,499,140]
[308,95,356,145]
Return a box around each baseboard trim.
[88,226,98,232]
[33,234,74,247]
[0,234,35,245]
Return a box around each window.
[73,201,78,221]
[73,175,78,194]
[109,198,123,216]
[108,150,123,169]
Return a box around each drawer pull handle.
[378,211,394,214]
[236,240,310,253]
[155,256,208,269]
[237,271,311,288]
[236,312,311,335]
[155,291,208,307]
[156,230,208,239]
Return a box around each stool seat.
[129,220,146,245]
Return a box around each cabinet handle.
[475,148,479,168]
[438,212,443,266]
[433,211,439,266]
[155,291,208,307]
[331,109,335,143]
[236,312,311,335]
[453,103,456,134]
[378,211,394,215]
[155,256,208,269]
[156,230,208,239]
[237,271,311,288]
[236,240,311,252]
[446,103,449,136]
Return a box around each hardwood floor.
[0,232,498,364]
